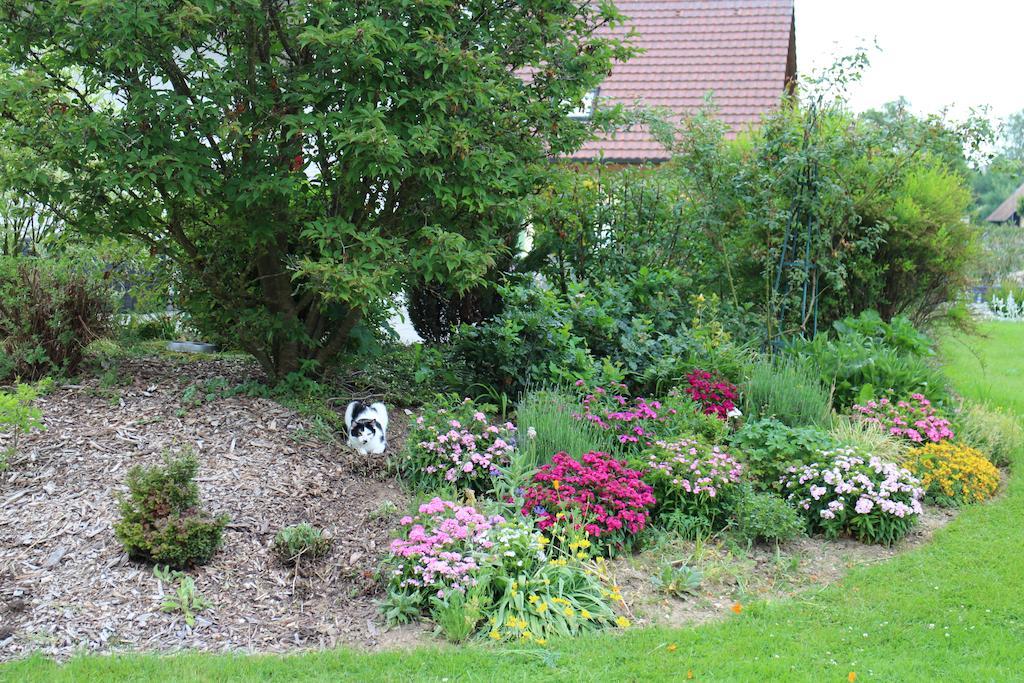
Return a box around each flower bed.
[780,448,924,545]
[639,439,743,526]
[684,369,740,419]
[902,442,1000,506]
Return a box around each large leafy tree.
[0,0,633,379]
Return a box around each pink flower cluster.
[410,401,516,490]
[645,439,743,500]
[780,448,925,545]
[388,498,505,598]
[683,369,739,420]
[573,379,676,447]
[851,393,953,443]
[521,451,654,542]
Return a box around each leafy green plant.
[0,381,45,468]
[741,357,833,427]
[114,452,228,568]
[429,579,493,644]
[729,485,806,544]
[828,415,907,463]
[273,524,332,565]
[154,565,213,628]
[728,419,838,490]
[0,256,113,381]
[650,564,703,599]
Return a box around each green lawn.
[3,323,1024,682]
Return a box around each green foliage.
[650,564,703,599]
[741,357,833,428]
[514,388,612,473]
[786,313,948,411]
[154,565,213,628]
[114,452,228,568]
[955,400,1023,468]
[429,580,492,644]
[0,0,635,381]
[273,524,332,565]
[338,343,466,408]
[728,485,806,544]
[728,419,837,490]
[0,256,113,381]
[452,284,601,399]
[0,381,44,468]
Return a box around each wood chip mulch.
[0,356,416,662]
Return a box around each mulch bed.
[0,356,416,662]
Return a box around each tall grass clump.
[955,400,1023,468]
[514,387,611,472]
[741,357,833,427]
[828,415,907,463]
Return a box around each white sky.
[796,0,1024,127]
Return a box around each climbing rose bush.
[640,439,743,524]
[851,393,953,443]
[684,369,740,420]
[386,498,504,607]
[780,448,924,545]
[522,451,654,550]
[399,397,516,493]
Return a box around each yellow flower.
[666,643,678,653]
[506,616,518,628]
[578,539,591,549]
[848,673,857,682]
[615,616,630,628]
[521,631,533,641]
[552,597,569,605]
[563,606,575,618]
[581,609,592,620]
[528,594,539,604]
[536,638,547,646]
[552,479,560,490]
[489,629,501,641]
[537,535,549,545]
[536,602,548,613]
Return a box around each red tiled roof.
[571,0,796,162]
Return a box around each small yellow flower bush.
[903,443,1000,506]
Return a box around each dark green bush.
[729,485,806,544]
[729,418,837,490]
[0,256,113,380]
[114,452,228,568]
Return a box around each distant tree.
[0,0,635,380]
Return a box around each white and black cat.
[344,400,389,455]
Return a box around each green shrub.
[114,452,228,568]
[955,400,1023,468]
[741,357,833,427]
[0,381,45,468]
[0,257,114,380]
[154,565,213,627]
[650,564,703,599]
[728,419,837,490]
[514,388,612,473]
[273,523,332,564]
[451,283,599,399]
[729,485,806,544]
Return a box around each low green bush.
[741,357,833,428]
[955,400,1023,468]
[729,485,806,544]
[273,523,332,564]
[0,381,45,469]
[728,418,837,490]
[114,452,228,568]
[0,256,113,380]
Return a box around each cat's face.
[351,420,379,446]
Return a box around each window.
[568,88,599,120]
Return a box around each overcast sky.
[795,1,1024,128]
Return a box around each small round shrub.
[729,485,805,544]
[955,401,1023,468]
[274,523,332,563]
[902,442,1000,506]
[521,451,654,551]
[780,448,924,546]
[114,452,228,568]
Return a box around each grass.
[3,323,1024,681]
